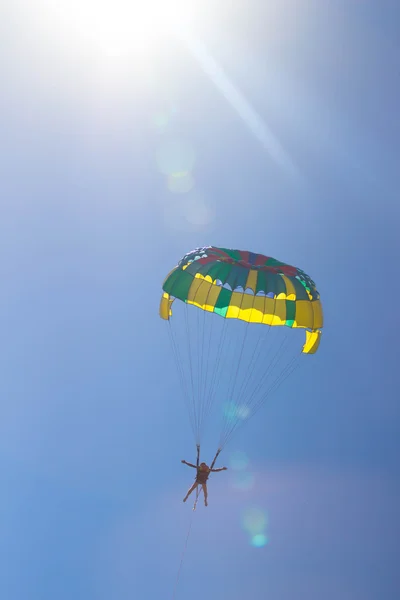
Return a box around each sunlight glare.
[45,0,195,56]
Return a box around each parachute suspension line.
[256,357,300,411]
[184,304,228,445]
[255,346,303,411]
[210,448,221,469]
[198,308,213,441]
[227,321,249,408]
[167,321,197,442]
[168,301,229,447]
[219,320,257,448]
[171,510,196,600]
[223,290,249,407]
[184,304,200,444]
[204,317,228,422]
[168,300,305,452]
[218,321,250,447]
[196,308,201,428]
[196,308,208,442]
[218,327,299,449]
[196,443,200,471]
[241,329,290,411]
[227,325,274,434]
[253,332,299,405]
[224,358,301,447]
[184,304,216,444]
[220,337,303,448]
[194,314,229,443]
[235,323,272,410]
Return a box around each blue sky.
[1,1,399,599]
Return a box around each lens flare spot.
[230,451,249,470]
[152,104,177,133]
[153,112,170,133]
[183,194,214,226]
[163,191,215,232]
[167,172,195,194]
[224,403,250,421]
[251,534,268,548]
[156,138,196,176]
[242,507,268,535]
[232,471,255,491]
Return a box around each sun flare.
[44,0,195,56]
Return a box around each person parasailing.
[181,445,227,507]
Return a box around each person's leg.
[183,482,198,502]
[202,484,208,506]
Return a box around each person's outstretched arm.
[181,460,197,468]
[211,467,227,472]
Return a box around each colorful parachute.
[160,246,323,450]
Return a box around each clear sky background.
[1,1,399,599]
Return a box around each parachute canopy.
[160,246,323,449]
[160,246,322,354]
